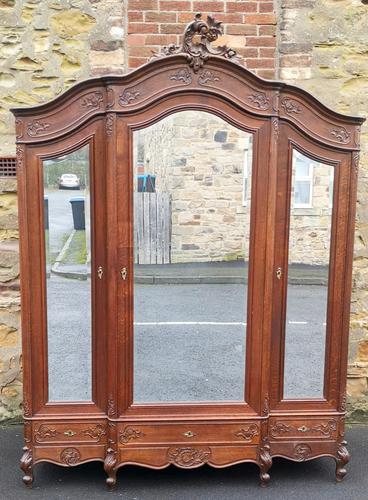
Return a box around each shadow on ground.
[0,424,367,500]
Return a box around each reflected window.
[293,151,315,208]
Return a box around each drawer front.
[269,418,338,440]
[33,421,108,444]
[33,445,105,465]
[118,422,261,446]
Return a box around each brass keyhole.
[183,431,196,438]
[276,267,282,280]
[121,267,127,280]
[97,266,103,279]
[64,430,76,437]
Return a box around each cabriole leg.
[335,440,350,482]
[104,448,117,490]
[259,442,272,487]
[20,446,33,487]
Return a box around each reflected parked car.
[58,173,80,190]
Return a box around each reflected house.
[135,111,333,269]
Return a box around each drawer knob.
[64,430,76,437]
[183,430,196,438]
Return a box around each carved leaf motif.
[106,86,115,109]
[22,398,31,418]
[168,447,211,467]
[16,145,24,171]
[198,70,220,85]
[15,118,24,139]
[34,424,59,442]
[60,447,81,466]
[353,152,360,173]
[153,13,239,73]
[170,68,192,84]
[106,114,114,137]
[27,120,51,137]
[119,427,144,444]
[80,91,104,109]
[330,126,351,144]
[281,97,302,115]
[82,424,107,442]
[272,117,279,138]
[20,447,33,486]
[294,443,312,461]
[235,423,259,442]
[270,422,293,438]
[270,420,337,438]
[248,92,270,110]
[119,88,140,106]
[107,394,116,417]
[262,394,269,416]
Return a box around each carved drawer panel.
[118,422,261,446]
[33,445,105,465]
[270,441,337,461]
[269,418,338,441]
[32,422,108,444]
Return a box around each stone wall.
[279,0,368,420]
[0,0,126,420]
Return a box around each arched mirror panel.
[43,144,92,402]
[132,110,254,403]
[283,148,335,399]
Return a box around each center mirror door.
[132,111,254,404]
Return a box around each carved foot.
[20,447,33,487]
[259,443,272,487]
[104,448,117,490]
[335,440,350,482]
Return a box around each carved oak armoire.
[12,14,364,490]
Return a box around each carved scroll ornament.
[154,13,239,73]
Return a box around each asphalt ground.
[0,424,367,500]
[47,278,328,403]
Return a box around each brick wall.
[127,0,277,78]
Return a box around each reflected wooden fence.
[134,192,171,264]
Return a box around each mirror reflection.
[44,144,92,401]
[133,111,253,403]
[284,150,334,399]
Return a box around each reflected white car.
[58,173,80,190]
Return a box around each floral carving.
[270,420,337,439]
[107,394,116,417]
[106,113,114,137]
[154,13,239,73]
[82,424,107,442]
[106,86,115,109]
[119,427,144,444]
[330,126,351,144]
[168,447,211,468]
[119,87,140,106]
[293,443,312,461]
[22,397,31,418]
[16,144,24,171]
[170,68,192,84]
[272,117,279,138]
[235,423,259,442]
[281,97,302,115]
[270,422,293,438]
[262,394,269,416]
[198,69,220,85]
[353,152,360,174]
[60,447,81,466]
[34,424,59,442]
[248,92,270,110]
[80,91,103,109]
[340,393,347,412]
[15,118,24,139]
[27,120,51,137]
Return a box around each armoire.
[11,13,364,490]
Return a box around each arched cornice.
[11,13,364,150]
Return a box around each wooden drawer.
[33,445,105,465]
[269,417,338,440]
[32,421,108,444]
[118,421,261,446]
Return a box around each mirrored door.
[132,111,254,404]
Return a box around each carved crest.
[168,447,211,467]
[154,13,239,73]
[60,447,81,466]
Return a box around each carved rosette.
[235,423,259,442]
[168,447,211,468]
[27,119,51,137]
[248,91,270,110]
[80,91,104,109]
[60,447,81,466]
[119,87,140,106]
[330,126,351,144]
[119,427,145,444]
[154,13,239,73]
[281,97,302,115]
[293,443,312,461]
[170,68,192,84]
